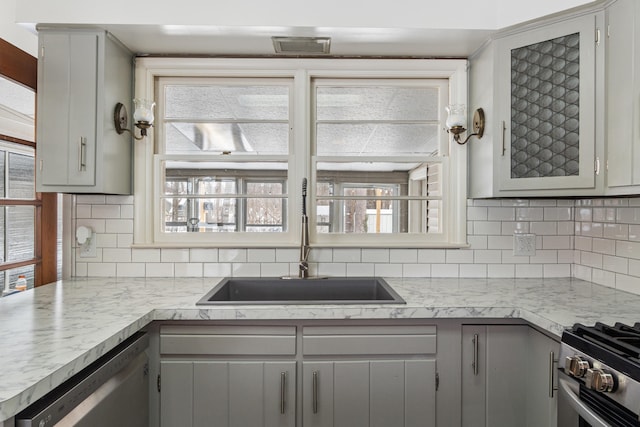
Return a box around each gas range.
[560,322,640,426]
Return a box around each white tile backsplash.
[362,249,390,263]
[247,249,276,263]
[347,263,375,276]
[105,219,133,234]
[116,263,146,277]
[91,205,120,218]
[132,249,160,263]
[69,197,640,296]
[161,249,189,263]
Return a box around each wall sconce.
[114,99,156,140]
[445,105,485,145]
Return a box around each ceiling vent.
[272,37,331,55]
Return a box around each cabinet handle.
[501,121,506,156]
[549,351,558,398]
[312,371,319,414]
[280,371,286,414]
[472,334,479,376]
[78,137,87,171]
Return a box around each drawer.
[160,325,296,356]
[302,325,436,356]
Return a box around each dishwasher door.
[16,332,149,427]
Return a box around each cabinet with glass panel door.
[469,9,606,197]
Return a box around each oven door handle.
[558,377,611,427]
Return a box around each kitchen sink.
[196,277,405,305]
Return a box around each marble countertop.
[1,276,639,421]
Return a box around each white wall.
[0,0,36,55]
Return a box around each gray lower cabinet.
[461,324,558,427]
[158,323,437,427]
[526,327,559,427]
[160,360,296,427]
[302,360,435,427]
[159,325,297,427]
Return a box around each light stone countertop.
[1,276,639,421]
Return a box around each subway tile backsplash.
[73,196,640,296]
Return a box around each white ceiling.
[104,25,494,58]
[12,0,599,58]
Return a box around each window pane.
[165,122,289,154]
[0,76,35,141]
[316,86,439,121]
[8,152,35,199]
[7,206,34,261]
[163,197,238,232]
[1,265,35,296]
[0,150,5,196]
[162,160,288,234]
[315,161,441,235]
[246,182,285,231]
[316,123,439,155]
[0,208,4,262]
[164,85,289,121]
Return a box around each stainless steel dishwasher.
[15,331,149,427]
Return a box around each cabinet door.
[160,360,296,427]
[461,325,528,426]
[497,13,599,191]
[606,0,640,188]
[160,360,193,427]
[302,360,435,427]
[37,32,97,186]
[525,328,559,427]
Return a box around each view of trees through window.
[164,173,285,232]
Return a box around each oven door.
[558,372,610,427]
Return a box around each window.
[153,77,293,245]
[0,38,58,293]
[312,79,448,246]
[135,58,468,248]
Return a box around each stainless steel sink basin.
[196,277,405,305]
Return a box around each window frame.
[0,37,58,287]
[134,57,469,248]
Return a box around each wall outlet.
[79,232,97,258]
[513,233,536,256]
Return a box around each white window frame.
[133,57,469,248]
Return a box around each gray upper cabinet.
[497,14,601,193]
[606,0,640,193]
[35,28,133,194]
[469,8,607,197]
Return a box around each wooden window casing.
[0,38,57,287]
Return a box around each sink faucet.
[299,178,311,278]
